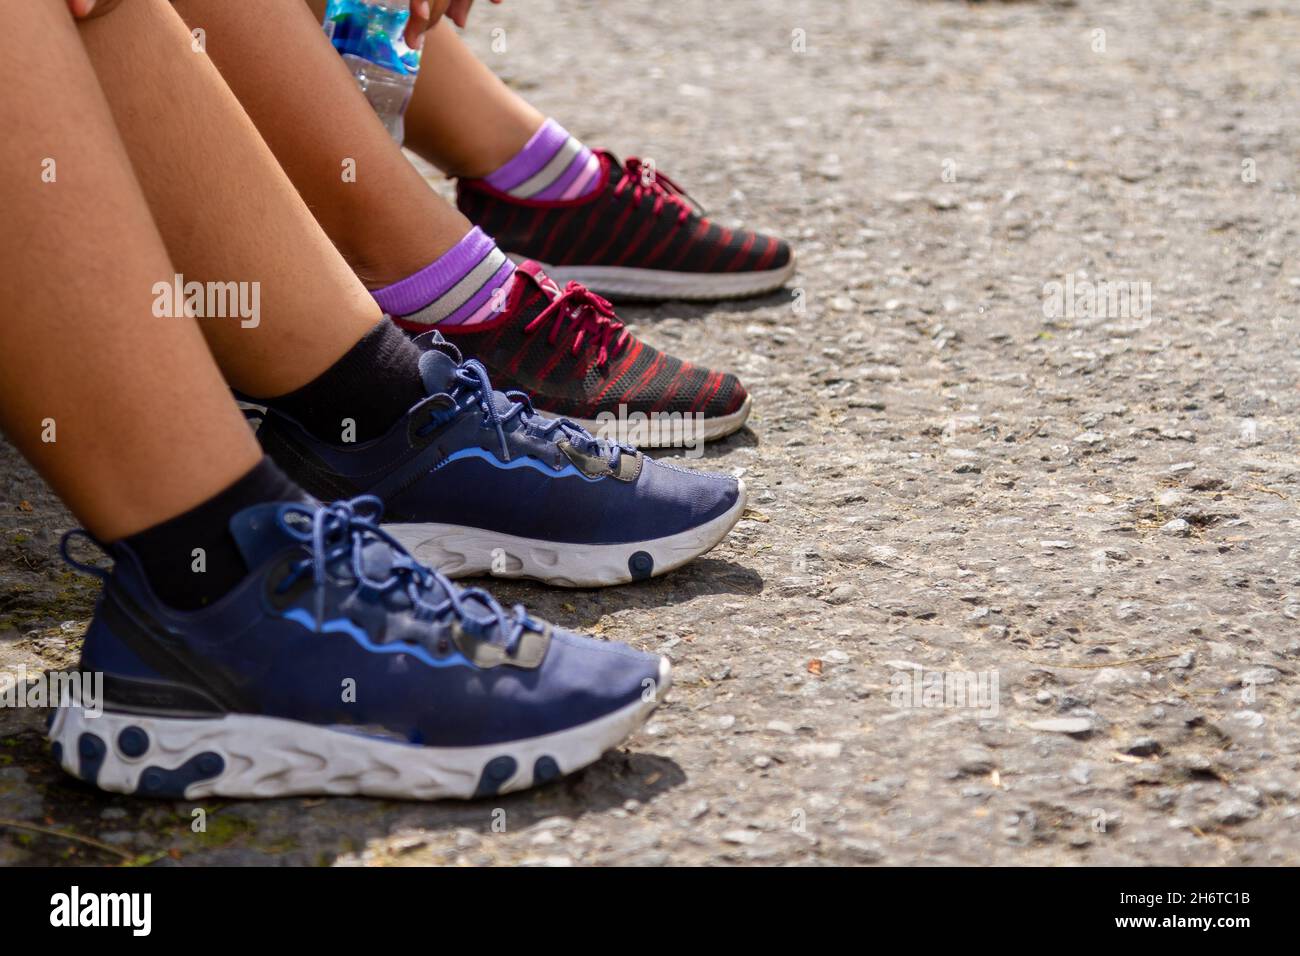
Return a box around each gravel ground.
[3,0,1299,866]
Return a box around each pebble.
[825,584,860,605]
[1123,736,1161,757]
[1160,518,1191,536]
[957,748,996,775]
[841,838,884,863]
[867,546,899,566]
[1027,717,1093,735]
[1211,799,1260,826]
[794,741,843,760]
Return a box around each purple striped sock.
[371,227,518,328]
[484,119,603,201]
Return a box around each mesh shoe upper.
[398,262,748,422]
[459,151,791,277]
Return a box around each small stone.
[794,741,843,760]
[842,838,884,862]
[765,720,795,735]
[1240,667,1279,686]
[1027,717,1093,736]
[387,833,430,854]
[825,584,860,605]
[89,828,142,848]
[957,747,996,775]
[1123,736,1161,757]
[1074,431,1105,445]
[1211,799,1260,826]
[1160,518,1191,536]
[1169,462,1196,473]
[722,829,758,845]
[867,545,899,565]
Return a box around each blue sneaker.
[48,497,670,801]
[256,333,747,588]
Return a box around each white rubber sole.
[521,255,797,302]
[48,657,669,801]
[540,394,752,447]
[386,480,746,587]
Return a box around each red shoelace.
[523,282,632,367]
[611,155,701,225]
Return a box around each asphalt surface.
[2,0,1299,865]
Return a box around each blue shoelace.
[425,355,633,471]
[275,496,539,654]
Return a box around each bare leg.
[75,0,384,399]
[174,0,472,290]
[393,18,544,178]
[0,0,259,541]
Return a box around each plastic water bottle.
[323,0,422,145]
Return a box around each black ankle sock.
[265,319,426,444]
[119,457,306,611]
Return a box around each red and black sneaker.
[391,261,751,446]
[457,151,795,302]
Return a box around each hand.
[446,0,504,29]
[404,0,503,48]
[66,0,126,20]
[404,1,448,50]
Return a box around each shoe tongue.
[515,260,564,303]
[410,329,467,394]
[228,501,315,570]
[417,346,460,395]
[416,330,519,422]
